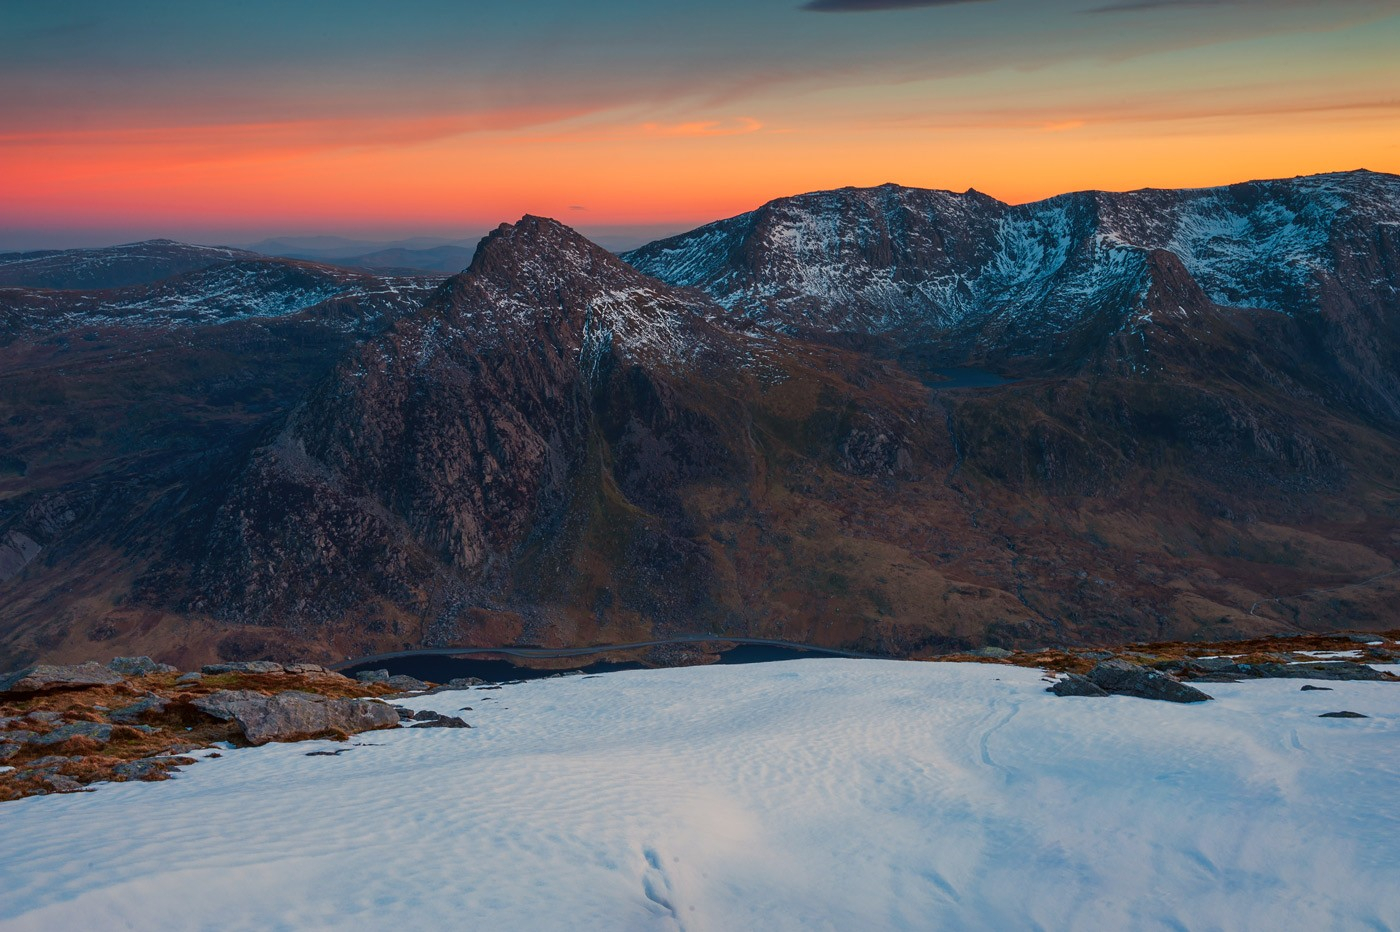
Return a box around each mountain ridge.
[2,171,1398,667]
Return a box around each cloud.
[801,0,991,11]
[637,117,764,138]
[1085,0,1230,12]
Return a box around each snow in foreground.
[1,660,1397,931]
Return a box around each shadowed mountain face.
[2,173,1399,667]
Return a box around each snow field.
[0,659,1396,931]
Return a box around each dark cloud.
[801,0,991,12]
[1085,0,1230,12]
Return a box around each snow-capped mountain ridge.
[624,170,1400,338]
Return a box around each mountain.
[317,244,478,275]
[2,172,1399,667]
[244,236,482,274]
[0,240,259,290]
[624,170,1400,415]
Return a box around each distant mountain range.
[2,171,1398,668]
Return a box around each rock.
[1300,685,1333,691]
[386,675,430,692]
[355,669,390,684]
[38,773,85,793]
[283,663,338,675]
[1319,711,1369,719]
[1047,674,1109,698]
[392,706,415,721]
[26,710,64,725]
[1,729,37,745]
[0,743,20,761]
[422,677,487,695]
[192,690,400,745]
[34,721,113,746]
[109,695,169,724]
[1086,660,1214,703]
[176,672,203,685]
[1248,661,1385,681]
[108,656,177,676]
[971,647,1013,659]
[112,758,187,781]
[201,661,285,675]
[410,716,471,729]
[1185,657,1245,674]
[411,709,443,721]
[0,662,124,694]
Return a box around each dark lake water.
[343,644,843,685]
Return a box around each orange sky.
[3,0,1398,246]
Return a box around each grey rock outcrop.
[201,661,285,675]
[109,695,170,724]
[1086,660,1213,703]
[1047,674,1110,698]
[1248,661,1385,681]
[192,689,399,745]
[0,662,125,694]
[108,657,177,677]
[34,721,113,746]
[411,715,471,729]
[355,670,390,684]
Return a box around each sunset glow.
[3,0,1398,247]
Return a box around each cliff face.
[4,174,1400,666]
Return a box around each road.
[331,635,885,672]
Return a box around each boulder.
[0,662,124,694]
[386,675,430,692]
[411,716,471,729]
[34,721,113,746]
[1086,660,1213,703]
[192,689,399,745]
[1319,711,1369,719]
[411,709,443,721]
[355,669,391,684]
[0,743,20,761]
[201,661,285,675]
[175,672,203,685]
[971,647,1013,659]
[1047,674,1109,698]
[108,656,178,677]
[1300,685,1334,692]
[109,695,170,724]
[1,729,37,745]
[283,663,340,676]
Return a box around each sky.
[2,0,1398,250]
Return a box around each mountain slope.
[3,175,1399,666]
[0,240,260,290]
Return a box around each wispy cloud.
[801,0,991,11]
[638,117,764,138]
[1085,0,1230,12]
